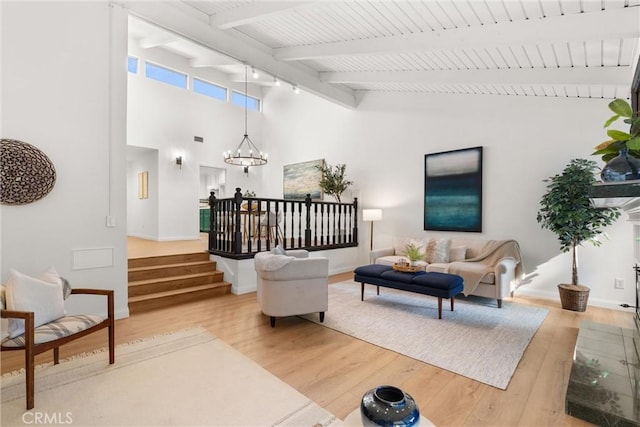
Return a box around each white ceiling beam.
[320,67,633,86]
[275,7,640,60]
[189,54,239,68]
[209,1,317,29]
[138,33,179,49]
[123,1,356,109]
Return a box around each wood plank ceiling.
[127,0,640,108]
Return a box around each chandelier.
[223,65,267,167]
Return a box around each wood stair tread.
[128,282,231,303]
[128,251,208,260]
[128,260,215,272]
[128,271,222,287]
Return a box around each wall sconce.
[176,156,183,169]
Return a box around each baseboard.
[115,307,130,319]
[329,265,358,276]
[156,235,200,242]
[127,232,157,240]
[515,287,632,312]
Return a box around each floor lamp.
[362,209,382,251]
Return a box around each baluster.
[313,203,318,246]
[296,201,302,248]
[347,204,353,242]
[233,188,242,254]
[333,203,337,244]
[304,194,311,247]
[338,204,343,243]
[319,204,324,245]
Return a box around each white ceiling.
[126,0,640,109]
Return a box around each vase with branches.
[316,162,353,203]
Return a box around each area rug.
[303,281,548,390]
[1,327,339,426]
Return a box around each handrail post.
[304,194,312,247]
[208,190,216,252]
[233,188,243,254]
[353,197,358,245]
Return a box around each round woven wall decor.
[1,139,56,205]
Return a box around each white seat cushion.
[1,314,105,347]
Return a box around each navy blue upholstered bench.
[353,264,464,319]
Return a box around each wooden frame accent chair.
[1,288,115,409]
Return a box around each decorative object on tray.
[392,262,422,273]
[537,158,621,311]
[404,242,424,267]
[360,385,419,427]
[1,139,56,205]
[592,98,640,181]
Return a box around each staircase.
[128,252,231,313]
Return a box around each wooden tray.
[392,264,422,273]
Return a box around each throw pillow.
[392,237,410,256]
[424,239,451,264]
[39,267,72,299]
[449,246,467,262]
[271,245,286,256]
[5,268,66,338]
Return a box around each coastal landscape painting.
[424,147,483,232]
[283,159,324,200]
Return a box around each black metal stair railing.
[208,188,359,259]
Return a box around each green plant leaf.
[629,117,640,136]
[608,99,632,117]
[627,135,640,150]
[607,129,631,141]
[603,114,620,128]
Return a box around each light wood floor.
[2,237,635,426]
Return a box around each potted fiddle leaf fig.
[316,162,353,203]
[592,98,640,181]
[592,98,640,162]
[536,158,621,311]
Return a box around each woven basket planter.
[558,284,590,312]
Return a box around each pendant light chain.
[244,65,248,136]
[223,64,267,167]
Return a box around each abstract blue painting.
[424,147,483,232]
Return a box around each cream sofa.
[370,237,523,308]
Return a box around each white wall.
[127,43,266,240]
[4,2,629,314]
[262,88,637,310]
[127,147,158,239]
[1,1,129,318]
